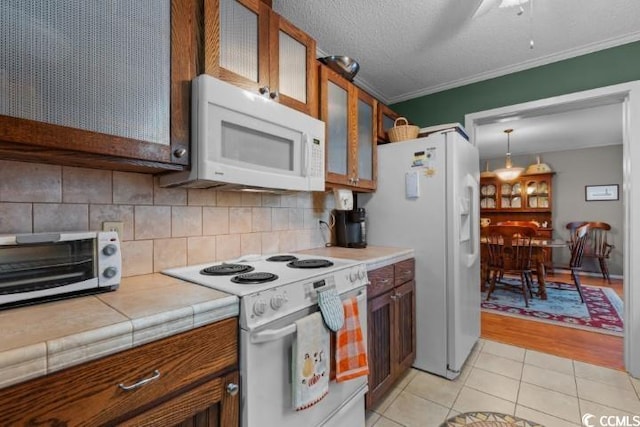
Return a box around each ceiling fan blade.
[472,0,501,18]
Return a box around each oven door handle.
[251,323,297,344]
[250,289,366,344]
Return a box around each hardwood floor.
[481,271,625,370]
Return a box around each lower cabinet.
[0,318,239,426]
[366,259,416,409]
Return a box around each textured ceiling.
[273,0,640,104]
[274,0,634,157]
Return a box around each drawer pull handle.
[377,278,391,284]
[118,369,161,391]
[227,383,239,396]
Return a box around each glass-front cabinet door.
[525,176,552,210]
[206,0,270,94]
[321,66,352,187]
[269,12,317,116]
[356,89,377,190]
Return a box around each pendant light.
[494,128,524,181]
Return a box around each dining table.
[480,237,568,300]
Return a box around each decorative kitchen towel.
[292,312,329,411]
[317,287,345,331]
[335,297,369,382]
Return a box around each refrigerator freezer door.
[445,131,481,376]
[362,135,449,376]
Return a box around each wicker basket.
[388,117,419,142]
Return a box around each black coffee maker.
[334,208,367,248]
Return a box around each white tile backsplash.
[0,160,332,277]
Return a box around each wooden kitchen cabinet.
[377,102,401,144]
[0,318,239,426]
[320,64,377,191]
[0,0,197,173]
[204,0,318,116]
[480,173,555,270]
[366,258,416,409]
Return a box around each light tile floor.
[366,339,640,427]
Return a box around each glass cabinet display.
[480,183,496,209]
[481,173,553,212]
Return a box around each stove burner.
[200,264,254,276]
[266,255,299,262]
[231,272,279,284]
[287,259,334,269]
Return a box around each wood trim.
[171,0,201,166]
[0,142,185,173]
[0,115,173,163]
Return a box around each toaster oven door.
[0,238,98,306]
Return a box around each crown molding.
[387,32,640,104]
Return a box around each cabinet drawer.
[367,265,395,299]
[394,259,415,286]
[0,318,238,426]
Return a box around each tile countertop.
[0,274,238,390]
[298,245,414,271]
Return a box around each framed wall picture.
[585,184,619,201]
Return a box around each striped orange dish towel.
[335,297,369,382]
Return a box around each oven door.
[240,287,367,427]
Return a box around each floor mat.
[482,278,623,336]
[441,411,543,426]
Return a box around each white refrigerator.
[361,129,480,379]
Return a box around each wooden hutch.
[480,172,555,265]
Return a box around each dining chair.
[483,225,536,307]
[563,223,590,303]
[566,221,614,283]
[566,221,588,250]
[587,221,614,283]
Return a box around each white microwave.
[160,75,325,192]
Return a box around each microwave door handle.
[302,134,310,177]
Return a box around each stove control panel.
[241,263,368,330]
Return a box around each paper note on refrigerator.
[405,171,419,199]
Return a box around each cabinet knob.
[259,86,270,95]
[226,383,239,396]
[269,90,279,99]
[173,148,187,158]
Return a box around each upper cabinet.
[320,65,377,191]
[204,0,318,116]
[480,173,554,212]
[377,103,401,144]
[0,0,195,172]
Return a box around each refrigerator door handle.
[464,173,480,267]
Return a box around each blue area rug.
[482,278,623,336]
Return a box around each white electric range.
[163,253,369,427]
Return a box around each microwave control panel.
[310,138,323,177]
